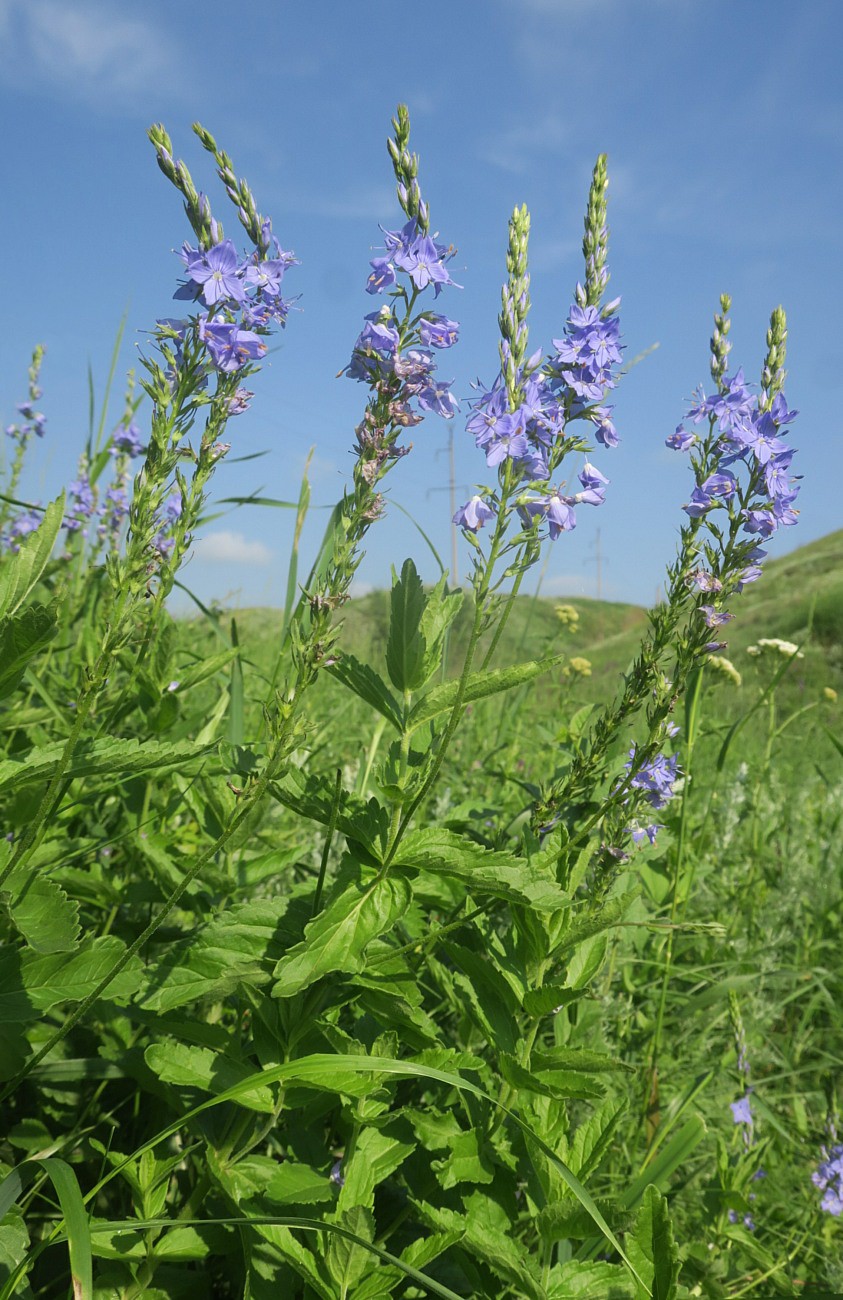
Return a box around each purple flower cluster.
[625,744,679,810]
[166,231,296,376]
[5,398,46,443]
[550,300,623,415]
[812,1142,843,1217]
[518,462,609,539]
[454,296,622,537]
[466,368,564,480]
[672,369,800,560]
[365,217,458,298]
[64,474,96,535]
[346,218,460,426]
[151,491,183,560]
[2,508,42,552]
[111,419,145,459]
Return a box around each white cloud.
[480,113,571,175]
[0,0,181,101]
[194,530,273,567]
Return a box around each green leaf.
[327,654,404,731]
[338,1126,415,1211]
[0,494,64,620]
[138,895,311,1013]
[547,1260,635,1298]
[0,937,143,1023]
[0,603,59,700]
[433,1129,495,1190]
[2,868,80,953]
[0,1210,31,1299]
[122,1055,646,1291]
[531,1047,633,1074]
[407,653,567,732]
[522,985,584,1016]
[417,573,463,681]
[272,874,413,998]
[0,737,216,795]
[394,828,571,911]
[325,1207,374,1292]
[569,1098,628,1182]
[628,1184,680,1300]
[0,1155,91,1300]
[443,942,521,1053]
[170,647,239,692]
[386,558,427,692]
[270,770,388,861]
[143,1041,275,1113]
[265,1163,335,1206]
[620,1116,707,1211]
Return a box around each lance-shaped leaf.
[393,828,570,911]
[272,874,412,998]
[326,653,403,731]
[138,894,312,1012]
[144,1041,275,1113]
[0,493,64,620]
[2,867,80,953]
[407,653,567,732]
[0,602,59,700]
[0,736,217,795]
[0,936,143,1024]
[628,1184,680,1300]
[386,557,427,692]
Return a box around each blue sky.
[1,0,840,609]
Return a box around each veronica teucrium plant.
[1,103,827,1300]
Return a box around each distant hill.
[190,530,843,710]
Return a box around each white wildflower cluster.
[705,654,742,686]
[746,637,803,659]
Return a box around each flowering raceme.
[453,158,622,541]
[345,215,461,433]
[166,224,297,381]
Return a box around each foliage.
[0,104,840,1300]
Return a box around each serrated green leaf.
[0,1210,31,1299]
[386,558,427,692]
[443,942,521,1053]
[0,603,59,699]
[394,828,570,911]
[0,737,216,795]
[433,1129,495,1190]
[144,1041,275,1113]
[547,1259,635,1298]
[272,875,412,998]
[0,493,64,620]
[628,1184,680,1300]
[522,985,584,1016]
[138,895,311,1013]
[115,1055,646,1291]
[2,868,80,953]
[532,1047,632,1074]
[327,653,404,731]
[338,1126,415,1211]
[408,653,567,732]
[265,1163,335,1206]
[0,936,142,1023]
[569,1097,628,1182]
